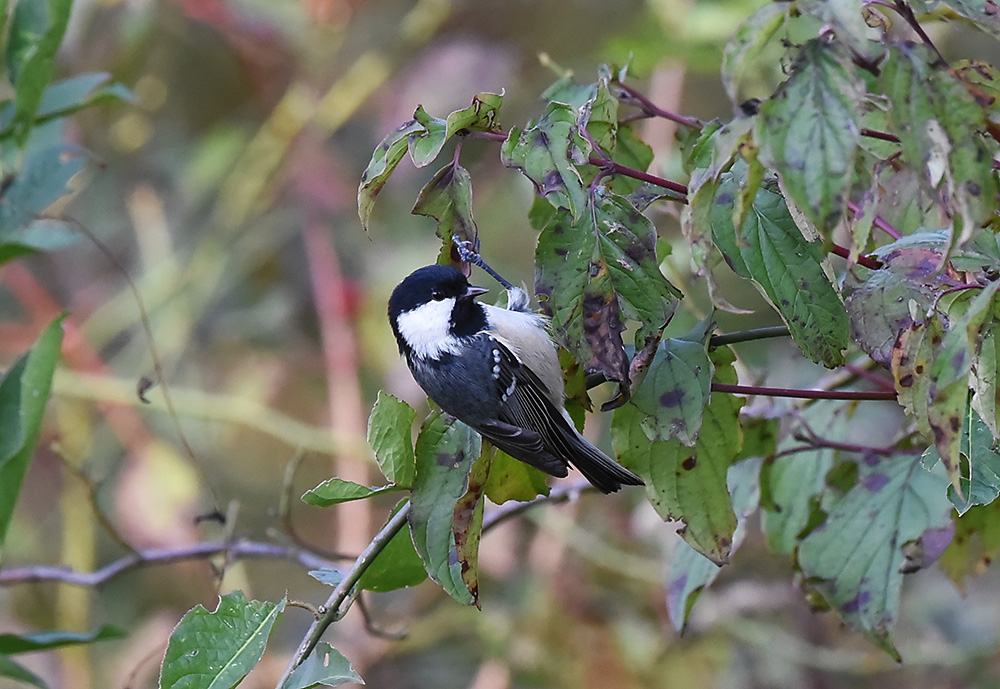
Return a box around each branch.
[709,326,790,348]
[613,82,703,129]
[276,501,412,688]
[828,242,883,270]
[712,383,897,401]
[586,156,689,197]
[482,480,592,531]
[0,540,339,587]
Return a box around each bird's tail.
[561,428,644,494]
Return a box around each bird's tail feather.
[562,429,644,494]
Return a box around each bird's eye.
[431,289,445,301]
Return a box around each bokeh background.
[3,0,1000,687]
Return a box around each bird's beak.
[463,285,489,299]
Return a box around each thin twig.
[276,501,412,689]
[0,540,338,587]
[828,243,882,269]
[712,383,897,401]
[846,200,902,240]
[58,216,223,512]
[482,480,591,532]
[709,326,790,348]
[613,82,703,129]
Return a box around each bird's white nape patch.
[396,297,461,359]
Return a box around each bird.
[387,264,644,493]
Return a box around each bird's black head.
[388,265,489,355]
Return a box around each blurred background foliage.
[2,0,1000,687]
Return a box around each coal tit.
[388,264,644,493]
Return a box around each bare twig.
[0,540,338,587]
[276,501,412,688]
[712,383,897,401]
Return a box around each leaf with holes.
[501,102,588,218]
[409,413,480,605]
[757,38,863,234]
[612,349,742,564]
[160,591,285,689]
[712,171,849,366]
[797,454,953,660]
[444,91,503,140]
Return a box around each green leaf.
[408,413,480,605]
[411,162,478,260]
[0,145,86,248]
[610,125,655,195]
[500,102,588,218]
[711,172,849,366]
[0,625,124,654]
[535,190,680,385]
[283,642,364,689]
[939,0,1000,38]
[760,403,843,553]
[629,324,713,447]
[797,455,953,659]
[444,92,503,140]
[720,3,789,104]
[357,502,427,592]
[579,78,618,152]
[307,569,344,587]
[301,478,403,507]
[797,0,876,58]
[366,391,416,488]
[357,119,424,231]
[757,38,863,234]
[483,447,550,504]
[0,315,64,558]
[9,0,74,147]
[0,656,47,689]
[844,241,944,364]
[160,591,285,689]
[939,499,1000,590]
[408,105,447,168]
[880,43,997,252]
[613,349,742,564]
[666,455,762,630]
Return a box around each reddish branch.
[712,383,897,401]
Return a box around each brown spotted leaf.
[535,190,680,387]
[501,102,588,218]
[629,319,714,447]
[892,318,940,441]
[612,348,742,564]
[452,450,489,608]
[927,282,1000,490]
[412,162,478,265]
[408,412,481,605]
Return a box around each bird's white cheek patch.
[396,298,460,359]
